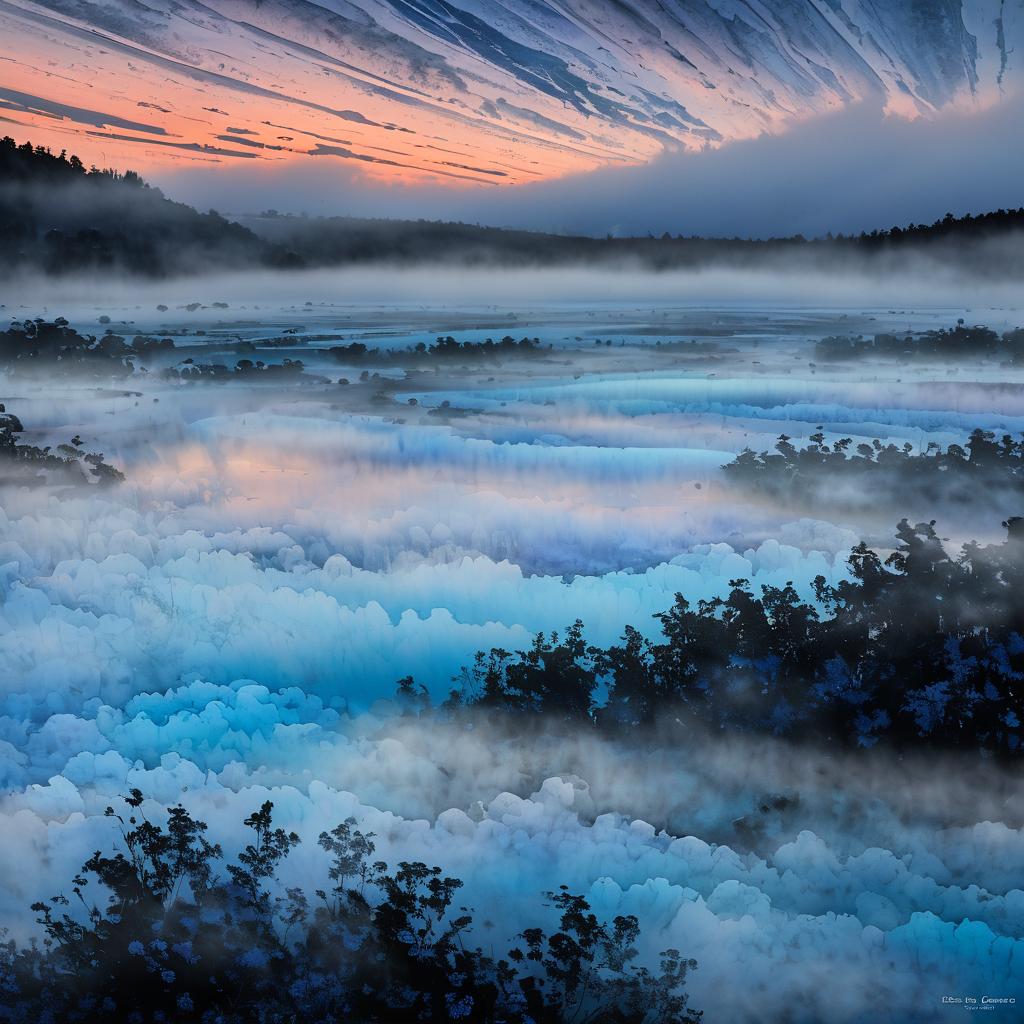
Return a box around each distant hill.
[3,135,1023,277]
[0,137,301,276]
[243,206,1024,274]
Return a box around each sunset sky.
[3,0,1022,234]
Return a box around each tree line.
[814,321,1024,361]
[162,357,309,382]
[0,318,175,377]
[419,517,1024,755]
[325,335,545,364]
[0,137,299,276]
[723,427,1024,509]
[5,135,1024,276]
[0,319,314,382]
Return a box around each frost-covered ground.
[3,273,1024,1021]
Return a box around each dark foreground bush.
[0,792,700,1024]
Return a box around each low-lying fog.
[3,264,1024,1021]
[7,262,1024,325]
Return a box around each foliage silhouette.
[724,427,1024,511]
[325,335,545,365]
[162,357,309,382]
[251,206,1024,273]
[814,322,1024,361]
[0,317,175,377]
[437,518,1024,754]
[6,135,1024,277]
[0,403,124,486]
[0,136,300,276]
[0,794,701,1024]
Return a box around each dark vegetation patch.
[815,321,1024,361]
[416,518,1024,755]
[0,793,701,1024]
[162,357,312,382]
[0,318,174,377]
[724,428,1024,511]
[324,335,546,364]
[6,136,1024,277]
[0,137,300,276]
[0,404,124,485]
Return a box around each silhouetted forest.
[0,318,316,383]
[255,205,1024,268]
[249,207,1024,271]
[422,518,1024,755]
[724,427,1024,510]
[1,318,555,385]
[856,209,1024,247]
[0,317,176,377]
[4,136,1024,276]
[0,792,701,1024]
[0,403,123,485]
[815,321,1024,361]
[162,356,311,382]
[0,137,300,276]
[325,335,545,364]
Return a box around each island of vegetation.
[325,335,546,364]
[0,318,177,378]
[814,321,1024,361]
[0,404,124,485]
[723,427,1024,511]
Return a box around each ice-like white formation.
[4,703,1024,1021]
[3,301,1024,1020]
[0,486,852,722]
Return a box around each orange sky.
[0,0,651,186]
[1,0,1013,197]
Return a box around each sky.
[157,95,1024,238]
[1,0,1023,237]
